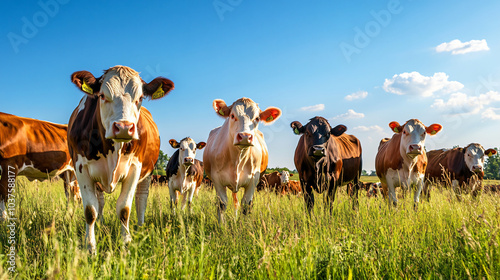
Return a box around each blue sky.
[1,0,500,172]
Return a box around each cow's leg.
[351,178,360,211]
[451,179,461,201]
[302,179,315,214]
[413,178,424,210]
[385,176,398,207]
[116,165,141,245]
[96,188,105,221]
[325,184,337,215]
[215,184,228,224]
[78,176,99,254]
[62,172,71,202]
[241,173,259,215]
[169,184,178,214]
[185,184,197,214]
[135,176,150,226]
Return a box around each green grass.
[1,177,500,279]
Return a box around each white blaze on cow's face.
[212,98,281,148]
[280,171,290,184]
[169,138,206,167]
[389,119,442,159]
[98,67,143,142]
[464,144,496,173]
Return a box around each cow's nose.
[472,165,483,172]
[408,144,422,153]
[236,133,253,145]
[184,157,194,165]
[113,122,135,138]
[313,145,325,156]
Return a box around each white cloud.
[300,104,325,112]
[383,72,464,97]
[482,108,500,120]
[332,109,365,120]
[353,125,384,133]
[436,39,489,55]
[345,91,368,101]
[432,91,500,115]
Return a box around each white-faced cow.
[203,98,281,223]
[165,137,205,213]
[291,117,362,213]
[0,112,81,220]
[68,65,173,253]
[423,144,496,200]
[375,119,442,208]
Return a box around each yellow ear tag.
[431,130,436,135]
[152,84,165,99]
[219,109,224,116]
[266,116,274,122]
[294,128,300,135]
[393,128,398,133]
[488,152,493,157]
[82,81,93,95]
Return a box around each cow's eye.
[255,117,260,122]
[230,114,235,119]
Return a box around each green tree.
[484,148,500,180]
[361,170,368,176]
[153,150,169,176]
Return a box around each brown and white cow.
[423,144,496,200]
[68,65,173,253]
[287,180,302,195]
[0,112,81,220]
[203,97,281,223]
[291,117,362,213]
[165,138,205,213]
[256,171,293,194]
[151,174,168,185]
[375,119,442,208]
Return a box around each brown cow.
[0,112,81,220]
[291,117,362,213]
[203,97,281,223]
[151,175,168,185]
[257,171,295,195]
[375,119,442,208]
[423,144,496,200]
[68,65,173,253]
[286,180,302,195]
[165,138,205,213]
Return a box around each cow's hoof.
[123,234,132,245]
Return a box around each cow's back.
[375,134,403,179]
[426,148,469,183]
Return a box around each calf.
[165,138,205,212]
[0,112,80,220]
[291,117,362,213]
[203,98,281,223]
[375,119,442,208]
[68,65,173,253]
[424,144,496,200]
[151,175,168,186]
[286,180,302,195]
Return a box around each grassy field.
[1,177,500,279]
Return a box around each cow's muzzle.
[407,144,422,157]
[111,121,135,142]
[471,165,483,173]
[235,133,254,147]
[183,157,194,166]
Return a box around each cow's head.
[463,143,496,174]
[213,98,281,147]
[169,138,206,167]
[291,117,346,160]
[71,65,174,142]
[279,170,290,184]
[389,119,442,158]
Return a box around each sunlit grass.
[1,177,499,279]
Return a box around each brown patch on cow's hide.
[85,205,97,224]
[120,206,130,224]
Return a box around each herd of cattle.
[0,65,497,253]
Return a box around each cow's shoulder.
[166,149,180,179]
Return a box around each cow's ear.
[71,71,101,96]
[485,149,497,157]
[169,139,180,148]
[143,77,174,100]
[426,124,442,135]
[196,142,206,150]
[389,121,403,133]
[291,121,305,135]
[331,124,347,136]
[213,99,230,118]
[260,107,281,124]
